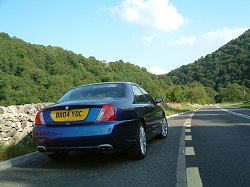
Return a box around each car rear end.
[33,105,138,152]
[32,83,139,153]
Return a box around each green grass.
[0,144,7,161]
[162,102,250,116]
[0,137,36,161]
[163,103,202,116]
[234,102,250,109]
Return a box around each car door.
[131,85,157,139]
[138,86,163,136]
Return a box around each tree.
[187,82,208,104]
[168,85,187,103]
[0,32,173,105]
[167,29,250,90]
[216,83,247,103]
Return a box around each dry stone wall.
[0,103,51,145]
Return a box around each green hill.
[1,31,249,106]
[167,29,250,90]
[0,32,171,106]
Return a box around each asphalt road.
[186,107,250,187]
[0,107,249,187]
[0,114,187,187]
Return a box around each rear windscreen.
[59,83,126,102]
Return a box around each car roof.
[75,82,138,89]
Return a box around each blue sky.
[0,0,249,74]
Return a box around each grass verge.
[234,102,250,109]
[163,103,202,116]
[0,137,36,161]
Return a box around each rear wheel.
[47,151,69,161]
[128,122,146,160]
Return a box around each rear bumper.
[32,119,139,151]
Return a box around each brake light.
[96,105,116,122]
[35,111,45,125]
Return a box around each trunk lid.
[41,100,117,126]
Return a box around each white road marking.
[217,106,250,120]
[185,147,195,156]
[177,115,190,187]
[185,135,192,141]
[177,109,203,187]
[187,167,203,187]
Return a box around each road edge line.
[216,106,250,120]
[0,151,42,171]
[177,118,187,187]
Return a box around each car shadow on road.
[18,150,134,170]
[16,137,171,170]
[14,122,183,171]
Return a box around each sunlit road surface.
[0,107,249,187]
[185,107,250,187]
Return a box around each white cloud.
[196,27,248,55]
[203,27,248,43]
[111,0,186,31]
[169,36,196,47]
[148,66,168,75]
[142,35,154,43]
[141,32,157,43]
[168,27,248,48]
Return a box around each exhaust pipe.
[98,144,114,153]
[37,146,46,153]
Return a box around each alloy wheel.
[139,126,146,155]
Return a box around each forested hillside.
[168,29,250,90]
[0,32,172,106]
[0,32,249,106]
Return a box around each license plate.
[51,108,89,122]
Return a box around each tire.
[128,122,147,160]
[158,117,168,139]
[47,151,69,161]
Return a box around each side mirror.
[155,97,163,104]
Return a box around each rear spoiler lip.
[43,105,103,111]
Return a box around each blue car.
[33,82,168,160]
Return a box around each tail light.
[96,105,116,122]
[35,111,45,125]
